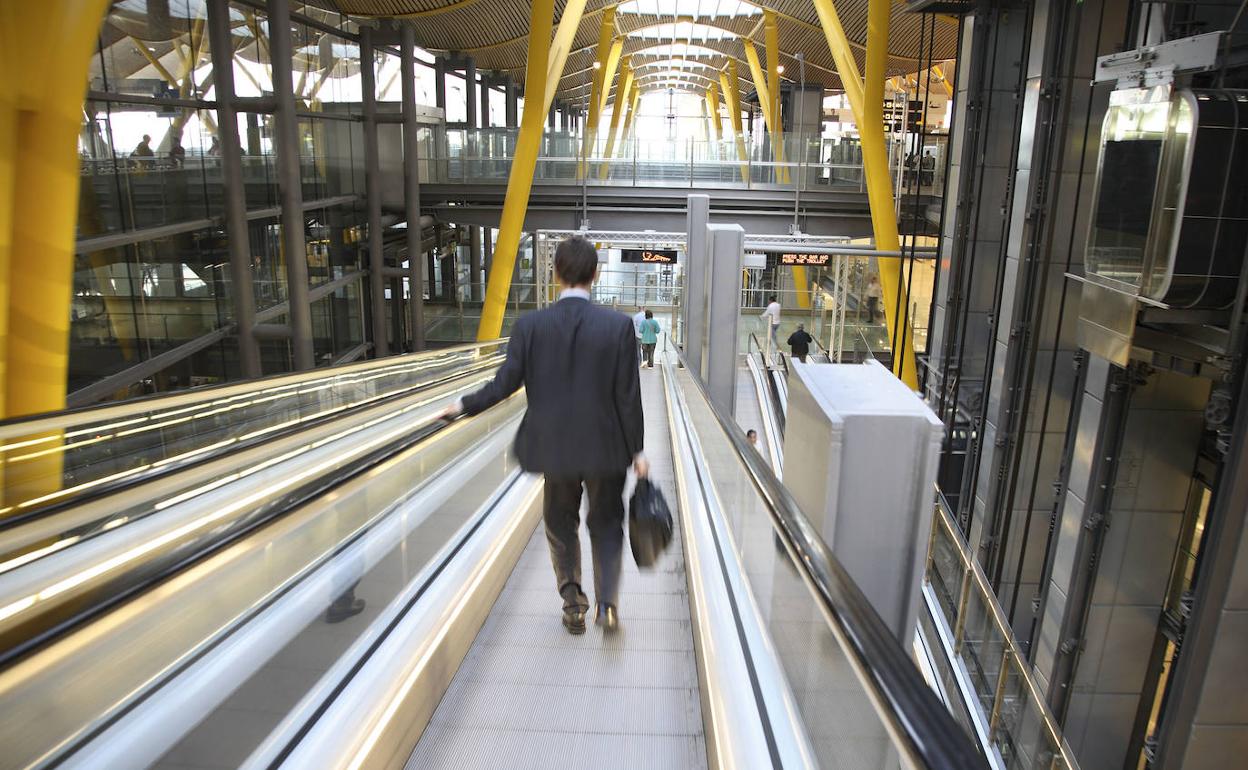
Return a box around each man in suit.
[442,236,647,635]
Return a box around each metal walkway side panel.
[407,367,707,770]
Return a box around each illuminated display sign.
[621,248,678,264]
[778,252,832,266]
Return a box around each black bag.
[629,477,673,568]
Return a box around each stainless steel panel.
[1192,610,1248,725]
[1074,693,1137,770]
[1181,724,1248,770]
[1072,603,1112,688]
[1049,490,1087,599]
[1115,511,1182,606]
[1094,604,1160,692]
[1228,532,1248,612]
[995,256,1020,345]
[704,224,744,416]
[1077,281,1138,368]
[683,194,710,376]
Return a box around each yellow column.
[4,0,112,418]
[861,0,917,387]
[742,40,772,129]
[1,0,111,503]
[812,0,918,386]
[705,82,722,142]
[719,64,750,184]
[598,39,624,117]
[0,16,14,424]
[932,63,954,97]
[476,0,556,341]
[579,8,618,178]
[812,0,864,115]
[763,9,789,184]
[619,83,641,147]
[597,57,633,179]
[543,0,591,107]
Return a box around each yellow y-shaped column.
[742,41,773,129]
[476,0,557,340]
[598,58,633,179]
[579,8,619,178]
[813,0,918,387]
[1,0,112,502]
[763,9,790,185]
[619,83,641,147]
[705,83,722,142]
[719,64,750,184]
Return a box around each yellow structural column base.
[1,0,113,503]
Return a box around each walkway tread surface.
[407,364,707,770]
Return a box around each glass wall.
[75,1,371,401]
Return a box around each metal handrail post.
[987,647,1014,743]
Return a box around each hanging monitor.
[621,248,678,264]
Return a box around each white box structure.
[781,360,942,640]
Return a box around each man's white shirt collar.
[560,287,591,301]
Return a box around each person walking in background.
[633,306,647,363]
[639,310,660,368]
[787,323,813,363]
[132,134,154,158]
[442,236,646,635]
[746,429,758,447]
[865,274,883,323]
[761,295,781,350]
[168,135,185,167]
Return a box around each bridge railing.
[425,129,917,191]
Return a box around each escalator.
[0,342,988,770]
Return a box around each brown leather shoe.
[595,604,619,633]
[563,608,587,635]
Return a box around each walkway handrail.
[670,343,988,769]
[0,339,508,438]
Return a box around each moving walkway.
[0,340,987,770]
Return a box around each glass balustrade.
[925,496,1077,770]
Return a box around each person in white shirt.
[632,307,646,363]
[760,296,781,349]
[865,275,883,323]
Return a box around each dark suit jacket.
[461,297,644,478]
[787,329,813,358]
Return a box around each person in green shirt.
[639,310,661,368]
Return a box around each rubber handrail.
[0,340,507,435]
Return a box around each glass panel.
[80,105,220,236]
[925,501,1075,769]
